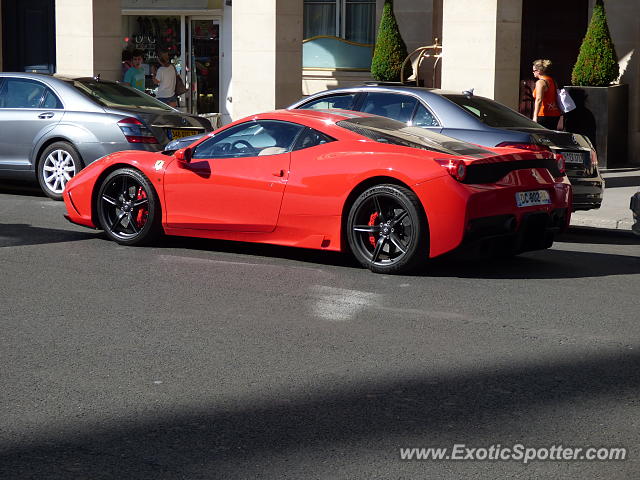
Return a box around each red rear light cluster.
[495,142,550,152]
[590,148,598,166]
[117,117,158,144]
[434,158,467,182]
[554,153,566,174]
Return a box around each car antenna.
[93,73,101,82]
[462,88,474,96]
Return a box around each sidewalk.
[570,167,640,232]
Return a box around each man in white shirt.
[153,51,177,107]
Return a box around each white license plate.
[516,190,551,207]
[562,151,586,164]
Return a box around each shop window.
[303,0,375,70]
[304,0,375,44]
[122,15,182,93]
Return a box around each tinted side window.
[412,104,439,127]
[292,128,334,151]
[299,93,357,111]
[193,120,303,159]
[359,93,418,124]
[0,78,47,108]
[42,89,63,109]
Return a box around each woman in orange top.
[532,59,561,130]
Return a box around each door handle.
[272,169,285,177]
[38,112,54,119]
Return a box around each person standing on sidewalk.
[153,51,177,107]
[123,50,146,92]
[532,59,561,130]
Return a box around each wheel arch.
[90,163,145,227]
[340,176,429,253]
[34,137,85,177]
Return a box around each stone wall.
[55,0,121,80]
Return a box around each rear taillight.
[496,142,551,152]
[590,148,598,166]
[434,158,467,182]
[117,117,158,144]
[554,153,566,175]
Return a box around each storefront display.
[121,14,220,116]
[121,15,182,95]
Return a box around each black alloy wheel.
[347,184,428,274]
[96,168,161,246]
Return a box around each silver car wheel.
[42,149,77,194]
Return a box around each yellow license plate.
[170,129,197,140]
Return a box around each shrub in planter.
[571,0,619,87]
[371,0,411,82]
[565,0,627,167]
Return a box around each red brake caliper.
[368,212,379,247]
[135,187,148,227]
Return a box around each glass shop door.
[186,18,220,115]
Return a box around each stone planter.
[563,84,628,168]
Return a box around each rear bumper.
[570,179,604,211]
[566,168,604,211]
[414,169,571,258]
[462,208,569,256]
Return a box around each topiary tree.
[371,0,411,82]
[571,0,619,86]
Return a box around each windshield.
[442,94,543,129]
[70,80,174,111]
[336,116,492,157]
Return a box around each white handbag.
[556,87,576,113]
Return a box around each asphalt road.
[1,181,639,479]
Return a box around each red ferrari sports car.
[63,109,571,274]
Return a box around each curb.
[567,225,638,238]
[569,216,633,231]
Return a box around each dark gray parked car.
[290,85,604,211]
[0,73,212,199]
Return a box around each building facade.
[1,0,638,163]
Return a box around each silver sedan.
[0,73,212,199]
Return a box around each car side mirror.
[175,147,193,165]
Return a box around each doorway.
[1,0,56,72]
[519,0,589,118]
[187,18,220,115]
